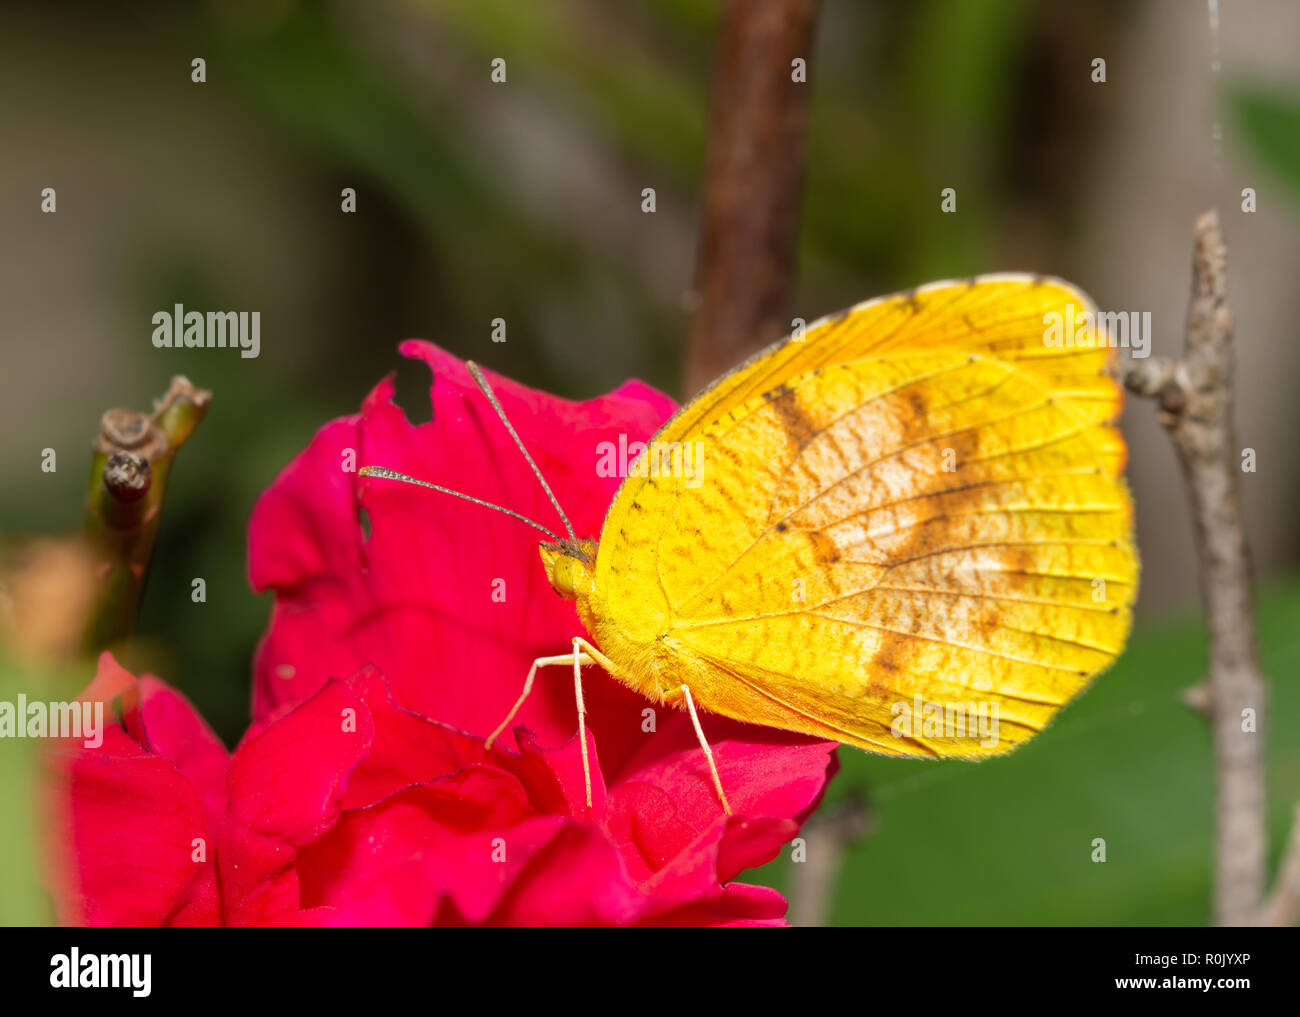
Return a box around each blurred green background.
[1,0,1298,925]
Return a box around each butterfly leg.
[680,684,733,816]
[567,637,621,813]
[484,650,596,751]
[571,637,592,810]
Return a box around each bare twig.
[82,376,211,651]
[1123,210,1289,926]
[787,793,870,927]
[684,0,819,396]
[1260,803,1300,926]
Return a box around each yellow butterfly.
[363,275,1138,814]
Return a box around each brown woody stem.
[1123,211,1288,926]
[81,376,210,652]
[684,0,819,396]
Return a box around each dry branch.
[1260,803,1300,926]
[684,0,818,396]
[1124,210,1295,926]
[82,376,211,651]
[787,794,870,927]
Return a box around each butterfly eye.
[540,543,594,601]
[550,557,580,600]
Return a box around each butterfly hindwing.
[590,277,1136,757]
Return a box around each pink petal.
[128,676,229,823]
[249,342,673,756]
[296,771,537,924]
[51,727,217,926]
[228,678,374,843]
[47,656,223,926]
[607,713,836,880]
[645,882,789,926]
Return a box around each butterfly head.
[539,539,597,601]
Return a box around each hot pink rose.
[50,343,838,925]
[46,653,227,926]
[219,663,833,925]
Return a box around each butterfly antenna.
[357,466,562,542]
[466,360,578,542]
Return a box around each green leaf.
[1231,86,1300,201]
[759,576,1300,925]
